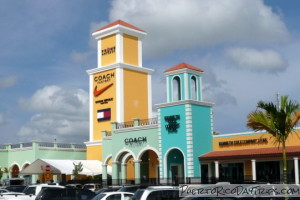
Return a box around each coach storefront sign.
[165,115,180,133]
[219,138,268,146]
[124,137,147,147]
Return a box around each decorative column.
[208,163,212,183]
[251,160,256,181]
[134,160,141,184]
[121,163,127,184]
[112,161,120,185]
[294,157,299,185]
[102,164,108,186]
[214,161,219,182]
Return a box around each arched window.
[191,76,197,100]
[173,76,181,101]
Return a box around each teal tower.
[156,63,214,183]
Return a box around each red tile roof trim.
[164,63,204,73]
[199,146,300,161]
[93,19,146,33]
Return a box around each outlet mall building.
[84,20,300,185]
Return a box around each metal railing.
[39,142,55,148]
[0,142,86,151]
[139,117,158,126]
[11,144,21,149]
[116,121,134,129]
[22,142,33,148]
[115,117,158,130]
[105,131,112,137]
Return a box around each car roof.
[103,191,134,195]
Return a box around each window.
[106,194,121,200]
[173,76,181,101]
[191,76,197,100]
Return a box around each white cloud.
[17,113,88,143]
[19,85,88,116]
[226,47,287,72]
[17,86,89,143]
[0,76,18,88]
[103,0,290,57]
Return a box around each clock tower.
[86,20,154,161]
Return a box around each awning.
[19,159,112,176]
[199,146,300,162]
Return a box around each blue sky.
[0,0,300,144]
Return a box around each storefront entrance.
[219,163,244,183]
[167,149,184,185]
[256,161,280,183]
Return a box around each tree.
[247,95,300,184]
[0,168,3,181]
[72,162,83,180]
[4,167,9,178]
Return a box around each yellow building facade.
[85,20,153,161]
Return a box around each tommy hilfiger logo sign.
[102,47,116,55]
[97,108,111,121]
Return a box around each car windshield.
[131,189,145,200]
[83,185,94,189]
[91,193,106,200]
[118,186,138,193]
[23,186,36,195]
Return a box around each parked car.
[130,186,179,200]
[92,192,133,200]
[0,183,64,200]
[117,185,149,194]
[0,189,9,194]
[2,178,25,186]
[35,187,96,200]
[66,183,83,189]
[83,184,102,192]
[3,185,26,193]
[95,186,122,194]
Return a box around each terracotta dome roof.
[164,63,204,73]
[93,19,146,33]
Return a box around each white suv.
[131,186,179,200]
[83,184,101,192]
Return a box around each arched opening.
[191,76,197,100]
[11,164,20,178]
[125,156,135,184]
[167,149,184,185]
[22,163,31,184]
[115,151,135,185]
[172,76,181,101]
[139,150,159,184]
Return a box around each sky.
[0,0,300,144]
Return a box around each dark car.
[35,187,96,200]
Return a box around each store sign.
[124,137,147,147]
[94,72,115,84]
[102,46,115,55]
[95,98,114,104]
[164,115,180,133]
[219,138,267,146]
[97,108,111,121]
[45,165,51,172]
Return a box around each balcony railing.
[139,117,158,126]
[116,121,134,129]
[0,142,86,151]
[115,117,158,130]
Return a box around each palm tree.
[247,95,300,184]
